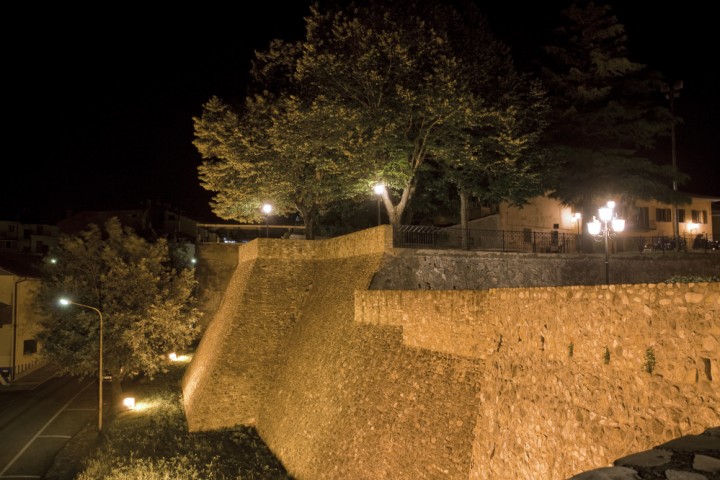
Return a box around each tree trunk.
[110,373,124,417]
[460,191,469,250]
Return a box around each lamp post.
[661,80,683,251]
[58,298,103,433]
[373,184,385,226]
[587,201,625,285]
[261,203,272,238]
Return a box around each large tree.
[194,33,371,239]
[540,1,688,216]
[34,218,200,411]
[297,0,551,226]
[195,0,552,233]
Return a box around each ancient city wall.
[184,226,719,479]
[355,283,720,478]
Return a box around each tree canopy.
[34,218,200,409]
[194,0,552,233]
[539,1,688,212]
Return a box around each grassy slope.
[46,360,292,480]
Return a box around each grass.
[47,361,292,480]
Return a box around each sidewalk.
[0,363,58,392]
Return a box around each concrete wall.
[183,226,719,479]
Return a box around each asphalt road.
[0,375,100,479]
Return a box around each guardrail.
[392,226,719,254]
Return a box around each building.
[463,193,718,253]
[0,253,45,383]
[57,202,200,242]
[0,221,60,255]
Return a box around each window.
[692,210,708,224]
[634,207,650,230]
[656,208,671,222]
[0,303,10,326]
[678,209,686,222]
[24,339,38,355]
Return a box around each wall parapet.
[237,225,394,261]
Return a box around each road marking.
[0,475,41,478]
[38,435,72,439]
[65,408,94,411]
[0,380,94,476]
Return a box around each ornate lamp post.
[373,184,385,226]
[58,298,104,433]
[262,203,272,238]
[587,201,625,285]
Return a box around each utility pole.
[661,80,683,250]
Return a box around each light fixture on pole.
[373,184,385,226]
[587,201,625,285]
[661,80,683,251]
[261,203,272,238]
[58,298,104,433]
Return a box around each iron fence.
[392,225,719,254]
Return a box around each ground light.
[123,397,136,410]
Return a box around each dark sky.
[4,1,718,224]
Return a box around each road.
[0,375,100,479]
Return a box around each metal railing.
[392,226,719,254]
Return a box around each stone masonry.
[183,226,719,479]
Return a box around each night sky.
[4,1,717,225]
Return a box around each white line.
[38,435,72,439]
[0,475,41,478]
[65,408,95,411]
[0,380,94,476]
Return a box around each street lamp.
[373,184,385,226]
[261,203,272,238]
[661,80,683,250]
[587,201,625,285]
[58,298,104,433]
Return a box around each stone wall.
[183,226,719,479]
[193,242,239,330]
[355,283,720,478]
[370,248,720,290]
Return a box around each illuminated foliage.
[34,218,200,409]
[194,0,552,231]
